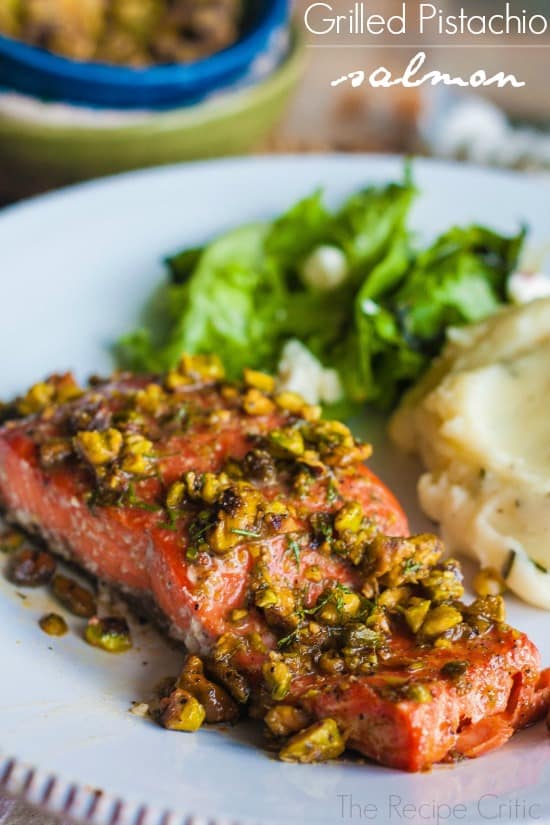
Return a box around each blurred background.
[0,0,549,205]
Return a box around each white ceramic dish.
[0,156,549,825]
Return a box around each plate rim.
[1,150,547,219]
[0,753,242,825]
[1,154,549,825]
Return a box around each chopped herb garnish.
[186,510,219,557]
[158,509,180,531]
[288,537,301,567]
[403,558,423,576]
[277,629,299,649]
[531,558,549,574]
[126,483,162,513]
[231,528,262,539]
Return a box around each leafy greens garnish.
[117,170,524,410]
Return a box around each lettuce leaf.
[350,224,526,408]
[118,225,287,377]
[117,173,524,411]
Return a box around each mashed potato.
[390,298,550,609]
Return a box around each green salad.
[118,170,524,412]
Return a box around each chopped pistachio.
[382,675,409,687]
[230,609,248,624]
[306,419,354,450]
[422,560,464,603]
[319,652,346,675]
[184,354,224,381]
[241,449,275,482]
[254,587,279,608]
[466,595,506,624]
[243,369,275,394]
[84,616,132,653]
[0,530,25,554]
[166,480,186,509]
[177,655,239,724]
[135,382,166,413]
[274,391,306,414]
[39,439,73,468]
[378,586,412,609]
[421,605,463,638]
[317,588,361,625]
[159,689,206,732]
[208,483,262,554]
[122,433,154,475]
[403,598,431,634]
[259,586,297,631]
[165,369,191,390]
[301,404,322,422]
[39,613,68,637]
[279,719,345,763]
[17,382,55,415]
[243,388,276,416]
[8,548,56,587]
[305,565,322,583]
[201,472,230,504]
[52,574,96,618]
[334,501,363,535]
[268,427,305,458]
[365,534,443,589]
[55,375,83,404]
[184,471,231,505]
[262,659,292,700]
[264,705,310,737]
[74,428,123,466]
[440,660,469,681]
[343,624,381,649]
[121,433,155,475]
[406,683,432,703]
[207,658,251,705]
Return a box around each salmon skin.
[0,360,548,772]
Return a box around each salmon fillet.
[0,361,548,771]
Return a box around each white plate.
[0,156,549,825]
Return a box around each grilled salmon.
[0,357,548,771]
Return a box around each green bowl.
[0,29,305,200]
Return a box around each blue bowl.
[0,0,290,109]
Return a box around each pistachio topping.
[8,548,56,587]
[264,705,311,738]
[176,654,239,723]
[279,719,346,763]
[0,529,26,554]
[262,657,292,701]
[84,616,132,653]
[421,605,463,639]
[166,354,225,390]
[74,428,123,466]
[52,574,96,618]
[243,369,276,394]
[243,388,276,417]
[3,358,520,766]
[16,374,82,417]
[39,613,68,637]
[157,689,206,732]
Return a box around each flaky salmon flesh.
[0,361,548,771]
